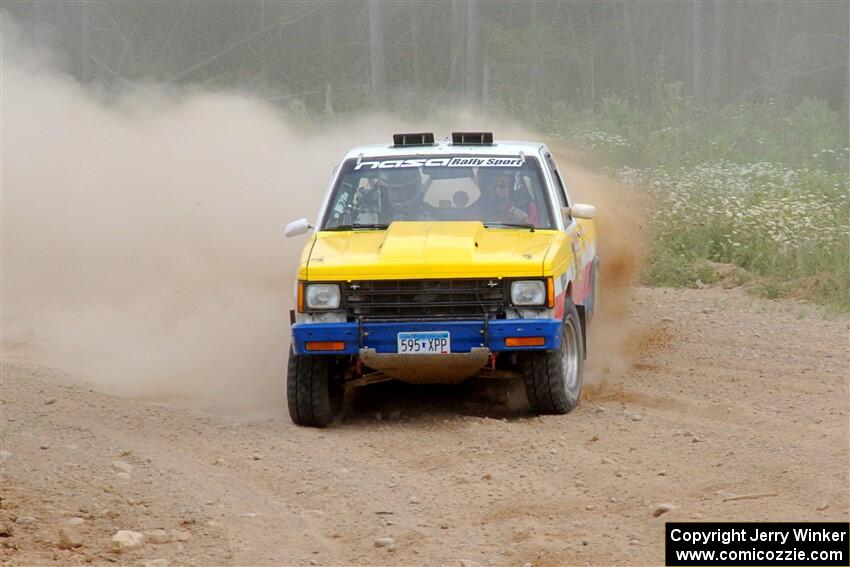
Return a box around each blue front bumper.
[291,319,563,355]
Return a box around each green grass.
[537,90,850,312]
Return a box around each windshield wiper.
[483,222,535,232]
[324,223,389,231]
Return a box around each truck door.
[544,152,584,286]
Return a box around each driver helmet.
[480,170,514,200]
[377,168,423,211]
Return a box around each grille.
[345,278,506,321]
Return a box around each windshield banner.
[354,157,523,170]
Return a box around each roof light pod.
[392,132,435,147]
[451,131,494,145]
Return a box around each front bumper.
[291,319,563,355]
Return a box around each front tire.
[287,350,343,427]
[521,298,584,414]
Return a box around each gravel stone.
[143,529,170,544]
[653,504,676,517]
[57,527,83,549]
[111,460,133,473]
[111,530,144,553]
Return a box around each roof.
[341,139,545,160]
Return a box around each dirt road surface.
[1,287,848,566]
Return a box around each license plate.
[397,331,450,354]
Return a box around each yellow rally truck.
[284,132,598,427]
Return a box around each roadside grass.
[537,91,849,313]
[619,162,849,312]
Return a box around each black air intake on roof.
[392,132,435,147]
[451,132,494,145]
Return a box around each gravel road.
[1,287,847,566]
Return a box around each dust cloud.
[1,18,645,416]
[549,150,648,388]
[1,19,398,415]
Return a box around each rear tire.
[521,298,584,414]
[287,350,343,427]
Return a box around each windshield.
[321,155,556,230]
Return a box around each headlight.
[510,280,546,306]
[305,283,341,310]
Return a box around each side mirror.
[284,218,313,238]
[566,203,596,220]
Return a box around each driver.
[475,172,535,225]
[376,168,435,222]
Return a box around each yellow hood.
[305,221,558,280]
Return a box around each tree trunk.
[368,0,385,108]
[80,2,89,83]
[710,0,728,104]
[846,9,849,131]
[482,59,490,106]
[325,83,334,115]
[585,4,596,109]
[729,1,745,91]
[623,1,638,98]
[564,5,583,108]
[691,0,705,101]
[448,0,466,94]
[465,0,480,101]
[411,2,422,95]
[530,1,542,105]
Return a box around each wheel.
[521,298,584,414]
[286,350,344,427]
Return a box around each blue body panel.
[292,319,562,355]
